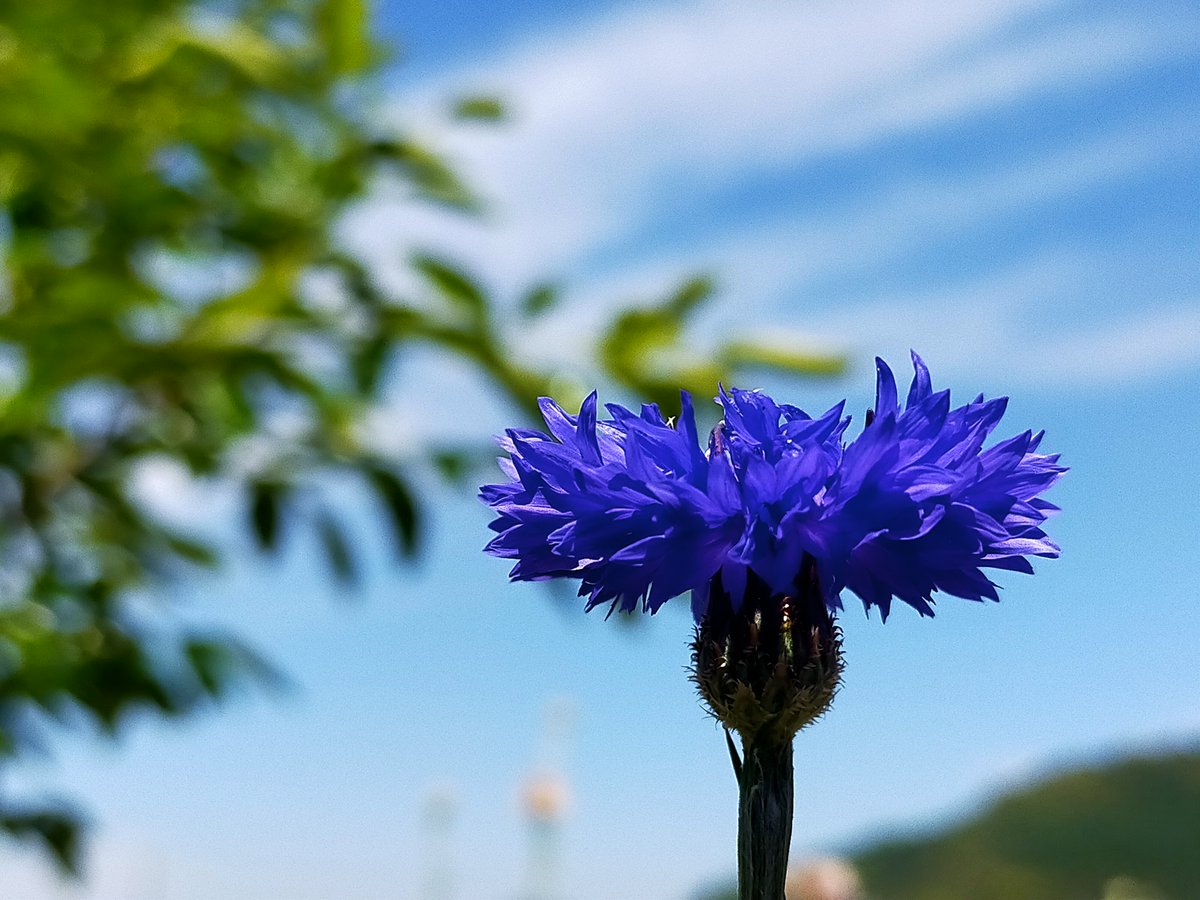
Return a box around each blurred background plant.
[697,747,1200,900]
[0,0,843,869]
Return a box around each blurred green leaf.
[519,282,560,317]
[367,466,420,558]
[351,334,392,396]
[370,139,479,211]
[720,339,845,377]
[452,95,507,122]
[183,636,280,699]
[318,0,371,75]
[176,20,291,85]
[316,511,358,586]
[0,808,81,875]
[430,448,473,483]
[250,481,286,551]
[411,253,488,322]
[599,276,721,412]
[161,531,220,568]
[599,275,846,412]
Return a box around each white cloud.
[341,0,1199,401]
[1030,304,1200,384]
[713,109,1196,296]
[354,0,1186,282]
[792,256,1200,388]
[453,103,1199,390]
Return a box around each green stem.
[737,735,794,900]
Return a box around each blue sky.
[3,1,1200,898]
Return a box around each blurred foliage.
[851,749,1200,900]
[600,276,842,416]
[0,0,842,872]
[451,94,507,122]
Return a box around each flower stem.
[737,733,794,900]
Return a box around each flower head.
[481,353,1065,622]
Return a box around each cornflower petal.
[480,353,1064,623]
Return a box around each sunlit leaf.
[318,0,371,75]
[720,339,845,377]
[599,275,720,412]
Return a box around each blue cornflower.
[483,353,1066,895]
[481,353,1064,622]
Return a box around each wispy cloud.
[1029,304,1200,384]
[810,297,1200,391]
[362,0,1187,274]
[344,0,1200,396]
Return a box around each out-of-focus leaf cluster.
[0,0,841,871]
[0,0,461,867]
[599,276,843,416]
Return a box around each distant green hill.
[852,747,1200,900]
[694,746,1200,900]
